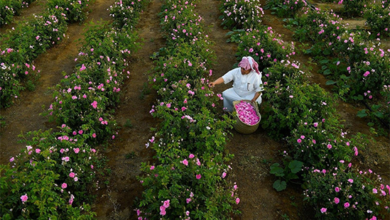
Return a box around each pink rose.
[297,139,302,144]
[160,206,166,216]
[69,172,75,178]
[35,149,41,153]
[182,159,188,166]
[222,172,227,178]
[163,199,170,208]
[74,148,80,154]
[20,194,28,203]
[196,174,201,179]
[189,154,194,159]
[62,183,67,189]
[236,198,240,204]
[335,187,340,192]
[320,207,327,213]
[150,166,155,170]
[334,197,340,204]
[344,202,350,208]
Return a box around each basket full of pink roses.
[233,100,261,134]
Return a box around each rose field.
[0,0,389,219]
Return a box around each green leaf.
[270,163,285,177]
[371,104,381,111]
[273,180,287,191]
[373,111,384,118]
[323,69,331,75]
[288,160,303,173]
[326,80,336,85]
[320,59,329,64]
[355,95,364,101]
[367,122,374,127]
[357,109,368,118]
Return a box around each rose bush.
[304,164,390,219]
[137,0,240,218]
[286,120,365,169]
[261,76,336,139]
[265,0,308,18]
[0,0,93,109]
[1,0,147,218]
[46,0,93,22]
[339,0,369,17]
[150,39,215,89]
[0,0,36,26]
[219,0,264,29]
[233,26,295,69]
[219,1,390,219]
[0,129,98,219]
[45,22,141,143]
[365,2,390,38]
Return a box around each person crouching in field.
[209,56,264,112]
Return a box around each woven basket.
[233,100,261,134]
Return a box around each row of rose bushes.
[0,0,93,109]
[267,0,390,132]
[220,0,390,219]
[0,0,36,26]
[135,0,240,219]
[265,0,389,36]
[265,0,367,18]
[0,0,147,219]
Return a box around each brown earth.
[93,0,163,219]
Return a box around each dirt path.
[259,0,390,180]
[0,0,47,36]
[92,1,163,219]
[0,0,119,164]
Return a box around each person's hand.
[209,81,216,87]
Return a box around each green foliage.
[365,2,390,37]
[124,119,133,128]
[0,0,92,109]
[45,23,141,143]
[234,26,295,69]
[262,78,336,139]
[125,151,136,159]
[137,0,240,218]
[286,121,356,169]
[341,0,369,17]
[219,0,264,29]
[1,0,147,219]
[46,0,93,23]
[0,0,36,26]
[0,129,98,219]
[270,160,303,191]
[265,0,308,18]
[304,165,390,219]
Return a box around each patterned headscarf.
[238,56,261,75]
